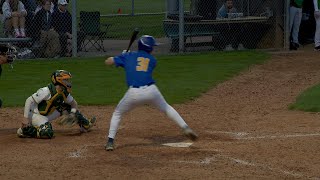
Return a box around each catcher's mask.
[51,70,72,93]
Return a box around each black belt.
[131,82,154,88]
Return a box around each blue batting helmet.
[138,35,158,53]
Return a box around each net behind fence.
[0,0,287,59]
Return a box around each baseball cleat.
[80,117,97,133]
[105,142,114,151]
[183,127,198,141]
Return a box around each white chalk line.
[239,133,320,140]
[68,145,88,158]
[68,143,320,179]
[218,155,306,178]
[175,154,317,179]
[206,131,320,140]
[67,143,115,158]
[174,157,216,165]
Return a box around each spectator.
[217,0,237,19]
[313,0,320,51]
[52,0,71,57]
[32,0,60,58]
[34,0,53,14]
[2,0,28,37]
[21,0,36,36]
[216,0,245,51]
[289,0,304,50]
[51,0,83,55]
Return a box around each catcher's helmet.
[51,70,72,93]
[138,35,158,53]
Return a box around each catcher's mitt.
[56,113,78,127]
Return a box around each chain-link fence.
[164,0,287,52]
[0,0,290,59]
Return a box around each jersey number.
[136,57,150,72]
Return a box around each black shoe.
[183,126,198,141]
[290,42,298,50]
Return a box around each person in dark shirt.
[216,0,245,51]
[32,0,60,57]
[52,0,71,57]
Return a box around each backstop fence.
[4,0,290,59]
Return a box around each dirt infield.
[1,51,320,179]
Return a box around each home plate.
[162,142,193,148]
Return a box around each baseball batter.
[104,35,198,151]
[17,70,96,138]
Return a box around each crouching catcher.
[17,70,96,139]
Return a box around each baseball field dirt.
[1,50,320,179]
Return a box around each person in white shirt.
[2,0,27,37]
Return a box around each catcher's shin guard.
[76,111,96,132]
[37,122,54,139]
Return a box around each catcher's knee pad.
[37,122,54,139]
[76,111,96,130]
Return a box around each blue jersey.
[114,50,156,87]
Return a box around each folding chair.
[79,11,110,52]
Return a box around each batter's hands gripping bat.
[126,28,139,52]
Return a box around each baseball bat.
[126,28,139,52]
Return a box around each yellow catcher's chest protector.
[38,83,69,116]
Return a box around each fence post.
[72,0,77,57]
[179,0,184,53]
[284,0,290,50]
[131,0,135,16]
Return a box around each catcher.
[0,44,17,108]
[17,70,96,139]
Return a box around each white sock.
[20,28,25,34]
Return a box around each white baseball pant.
[108,84,188,139]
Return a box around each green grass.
[74,0,191,39]
[102,15,165,39]
[0,51,269,107]
[76,0,190,15]
[289,84,320,112]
